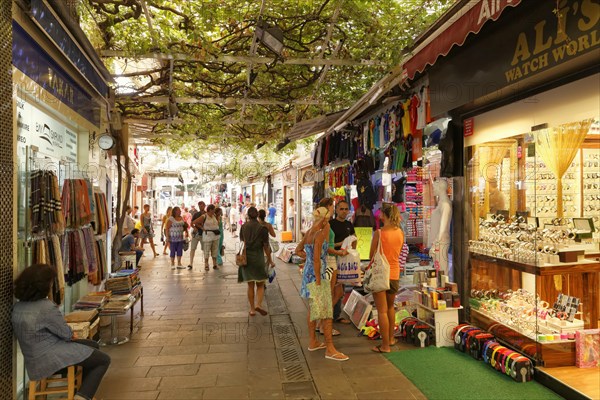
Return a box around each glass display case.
[465,118,600,367]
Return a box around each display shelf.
[416,302,463,313]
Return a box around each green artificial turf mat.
[385,347,563,400]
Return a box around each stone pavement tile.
[135,354,197,367]
[156,388,203,399]
[347,375,410,393]
[137,325,182,333]
[158,374,218,389]
[202,385,249,400]
[102,356,140,368]
[147,363,200,377]
[216,372,249,387]
[128,338,182,347]
[342,363,401,378]
[356,390,417,400]
[248,388,285,399]
[100,377,162,392]
[159,344,209,356]
[199,361,247,374]
[104,345,162,358]
[105,365,150,378]
[247,350,278,369]
[147,331,194,340]
[100,390,160,400]
[207,343,247,353]
[195,351,244,364]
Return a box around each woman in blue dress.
[296,207,348,361]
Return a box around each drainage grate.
[273,324,293,336]
[275,335,297,349]
[281,362,312,383]
[278,347,302,363]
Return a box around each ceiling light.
[255,19,285,56]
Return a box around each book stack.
[105,269,141,294]
[101,294,135,314]
[73,294,108,310]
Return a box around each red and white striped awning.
[402,0,523,80]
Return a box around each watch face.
[98,135,115,150]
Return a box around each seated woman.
[12,264,111,400]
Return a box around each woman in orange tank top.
[368,205,405,353]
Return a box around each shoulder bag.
[363,232,390,293]
[236,240,247,267]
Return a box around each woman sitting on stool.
[12,264,111,400]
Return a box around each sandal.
[325,352,349,361]
[307,343,327,352]
[205,266,210,271]
[335,318,351,324]
[249,311,256,316]
[213,265,219,270]
[371,345,390,353]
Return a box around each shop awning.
[286,110,348,141]
[403,0,522,80]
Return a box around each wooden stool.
[119,251,137,269]
[28,365,83,400]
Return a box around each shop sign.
[283,167,297,186]
[301,168,316,186]
[12,23,100,126]
[463,118,474,137]
[16,96,78,162]
[429,0,599,116]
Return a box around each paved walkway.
[96,232,426,399]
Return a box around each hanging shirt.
[401,99,412,137]
[409,94,420,134]
[417,86,428,130]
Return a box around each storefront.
[12,2,113,397]
[411,0,600,398]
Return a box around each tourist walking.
[296,207,348,361]
[188,201,206,269]
[238,207,273,316]
[215,207,225,267]
[160,206,172,255]
[140,204,159,257]
[258,209,276,238]
[229,203,240,237]
[165,206,189,269]
[369,205,404,353]
[195,204,220,270]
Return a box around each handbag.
[183,239,189,252]
[362,233,390,293]
[236,241,247,267]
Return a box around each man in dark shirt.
[120,228,144,266]
[329,200,356,324]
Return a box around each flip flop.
[255,307,268,316]
[205,266,210,271]
[335,318,352,324]
[371,345,390,353]
[307,343,327,352]
[325,352,349,361]
[249,311,256,316]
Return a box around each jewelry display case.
[465,119,600,368]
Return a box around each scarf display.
[93,191,109,234]
[62,179,93,229]
[30,170,64,234]
[31,235,65,304]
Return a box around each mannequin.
[429,180,452,277]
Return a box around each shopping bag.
[306,280,332,321]
[363,234,390,293]
[182,239,190,252]
[269,237,280,253]
[343,289,373,329]
[267,265,276,283]
[336,235,361,285]
[235,241,247,267]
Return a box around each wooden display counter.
[469,253,600,367]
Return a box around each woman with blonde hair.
[369,204,404,353]
[296,207,348,361]
[161,206,173,255]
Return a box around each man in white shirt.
[287,198,296,240]
[229,204,240,238]
[122,206,136,236]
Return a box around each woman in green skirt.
[238,207,273,316]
